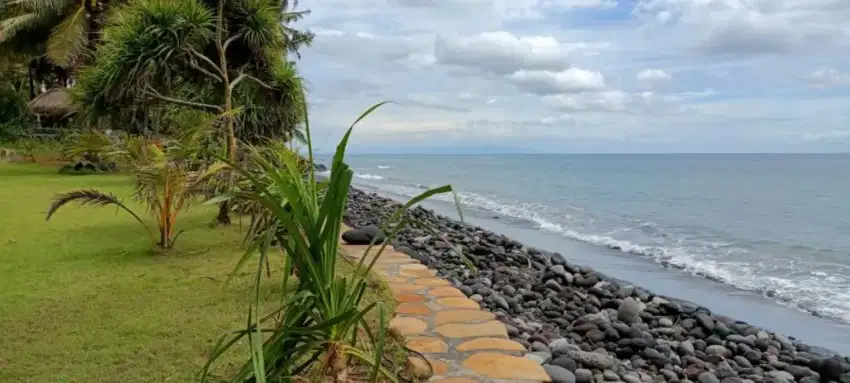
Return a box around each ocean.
[329,154,850,352]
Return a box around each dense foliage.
[202,96,456,383]
[0,64,30,141]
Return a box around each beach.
[344,187,850,383]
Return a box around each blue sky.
[294,0,850,154]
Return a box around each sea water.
[330,154,850,353]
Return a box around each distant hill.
[338,144,539,155]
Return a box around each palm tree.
[0,0,115,98]
[74,0,313,225]
[46,134,224,250]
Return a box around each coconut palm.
[74,0,313,224]
[0,0,108,67]
[46,136,224,249]
[0,0,117,105]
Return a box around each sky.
[294,0,850,154]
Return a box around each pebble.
[575,368,594,383]
[698,371,720,383]
[544,364,577,383]
[551,356,578,372]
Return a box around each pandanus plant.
[201,99,460,383]
[46,138,224,249]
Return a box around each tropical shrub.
[201,101,456,383]
[46,136,223,249]
[73,0,314,224]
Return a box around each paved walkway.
[341,243,551,383]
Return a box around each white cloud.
[434,32,577,74]
[637,69,671,82]
[509,68,606,94]
[803,130,850,141]
[545,91,637,112]
[634,0,850,55]
[809,69,850,87]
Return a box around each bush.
[202,101,457,383]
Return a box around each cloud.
[634,0,850,56]
[544,91,650,113]
[636,69,671,82]
[808,69,850,87]
[403,93,472,112]
[803,130,850,141]
[509,68,606,94]
[434,32,572,74]
[293,0,850,153]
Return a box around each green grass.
[0,163,402,382]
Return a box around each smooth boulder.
[341,225,386,245]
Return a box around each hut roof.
[27,88,77,118]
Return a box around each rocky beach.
[344,188,850,383]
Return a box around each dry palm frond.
[46,189,154,241]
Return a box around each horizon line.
[314,152,850,156]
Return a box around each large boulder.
[342,225,386,245]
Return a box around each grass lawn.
[0,163,400,382]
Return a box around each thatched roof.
[27,88,77,118]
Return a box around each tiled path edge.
[341,243,551,383]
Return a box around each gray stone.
[618,298,642,324]
[531,341,550,352]
[726,334,755,347]
[659,317,674,327]
[696,313,716,331]
[549,338,570,350]
[706,345,731,358]
[552,339,580,356]
[575,368,594,383]
[715,361,737,379]
[820,358,845,381]
[567,350,618,370]
[491,294,510,310]
[734,355,753,369]
[698,372,720,383]
[785,365,814,379]
[341,225,386,245]
[679,340,696,355]
[660,369,679,382]
[622,374,642,383]
[766,370,794,382]
[544,365,577,383]
[551,356,578,372]
[603,370,619,380]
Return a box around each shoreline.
[344,188,850,383]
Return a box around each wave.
[364,181,850,324]
[377,165,391,169]
[355,173,385,180]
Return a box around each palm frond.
[10,0,68,12]
[0,13,38,43]
[46,189,155,242]
[46,3,88,66]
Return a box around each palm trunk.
[326,343,348,383]
[214,0,235,226]
[27,63,35,100]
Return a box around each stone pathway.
[341,243,551,383]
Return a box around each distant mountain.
[337,144,539,155]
